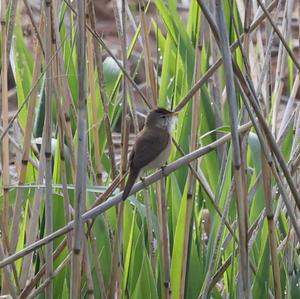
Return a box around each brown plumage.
[122,108,177,201]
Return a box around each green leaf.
[170,183,188,299]
[252,221,270,298]
[131,252,158,299]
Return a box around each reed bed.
[1,0,300,298]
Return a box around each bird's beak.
[170,111,179,116]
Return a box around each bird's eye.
[162,115,166,119]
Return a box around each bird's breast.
[142,137,172,172]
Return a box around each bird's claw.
[161,163,167,176]
[140,176,147,189]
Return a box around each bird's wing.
[129,127,170,170]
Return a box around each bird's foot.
[140,176,147,189]
[161,163,167,176]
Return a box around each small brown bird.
[122,108,178,201]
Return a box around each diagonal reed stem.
[0,122,252,269]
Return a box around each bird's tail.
[122,170,139,201]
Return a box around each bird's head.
[145,107,178,132]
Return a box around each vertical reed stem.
[86,11,103,185]
[261,153,282,299]
[18,15,45,288]
[44,0,54,296]
[144,188,156,271]
[214,1,249,297]
[71,0,87,296]
[157,178,172,299]
[1,0,9,241]
[180,45,201,298]
[88,0,117,179]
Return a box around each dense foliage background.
[1,0,300,298]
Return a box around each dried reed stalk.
[88,0,117,179]
[176,0,278,112]
[1,0,10,237]
[19,239,68,298]
[261,153,282,299]
[108,1,130,297]
[257,0,300,71]
[173,141,238,242]
[86,13,103,185]
[58,118,72,249]
[22,0,44,52]
[234,62,300,214]
[17,15,45,288]
[90,233,106,298]
[0,242,17,298]
[197,0,300,255]
[201,184,235,299]
[277,73,300,143]
[236,80,300,243]
[6,0,18,55]
[140,5,157,106]
[71,0,88,297]
[179,35,201,298]
[214,1,249,297]
[0,126,38,169]
[27,253,71,299]
[271,1,289,134]
[82,240,95,297]
[157,178,172,299]
[108,115,130,298]
[0,31,69,143]
[64,0,150,108]
[51,8,77,177]
[144,188,156,271]
[44,0,54,296]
